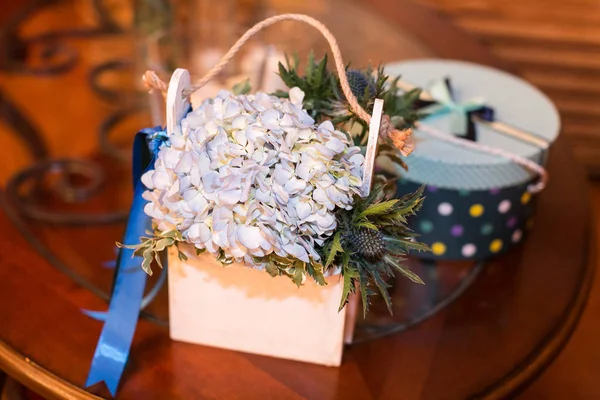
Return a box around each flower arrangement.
[127,53,429,314]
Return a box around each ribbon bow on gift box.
[399,77,549,153]
[417,78,493,141]
[395,76,550,193]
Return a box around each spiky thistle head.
[346,70,376,100]
[345,228,386,261]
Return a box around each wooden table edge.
[0,341,102,400]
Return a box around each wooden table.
[0,0,592,399]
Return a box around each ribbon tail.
[85,127,166,396]
[85,185,150,396]
[83,263,167,323]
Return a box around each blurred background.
[0,0,599,399]
[2,0,599,177]
[417,0,600,176]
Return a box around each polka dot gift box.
[385,60,560,260]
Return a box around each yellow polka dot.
[490,239,503,253]
[431,242,447,256]
[521,192,531,204]
[469,204,484,217]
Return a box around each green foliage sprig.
[117,229,198,275]
[274,54,424,148]
[321,184,429,315]
[260,253,326,287]
[275,51,337,120]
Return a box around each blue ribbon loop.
[420,78,487,137]
[85,127,167,396]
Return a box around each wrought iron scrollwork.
[0,0,171,325]
[0,0,123,75]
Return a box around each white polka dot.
[462,243,477,257]
[438,202,453,216]
[512,229,523,243]
[498,200,511,214]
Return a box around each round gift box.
[384,60,560,260]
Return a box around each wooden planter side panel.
[168,247,347,366]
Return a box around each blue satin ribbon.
[420,78,486,136]
[82,266,168,321]
[85,126,167,396]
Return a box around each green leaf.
[325,231,344,268]
[384,255,424,284]
[161,230,183,240]
[133,245,149,258]
[306,261,327,286]
[314,53,328,88]
[154,237,175,252]
[358,199,399,219]
[358,269,370,317]
[338,253,357,311]
[232,78,251,95]
[306,50,315,84]
[284,52,292,70]
[273,89,289,98]
[265,262,280,277]
[155,251,164,269]
[291,52,300,70]
[116,242,139,250]
[370,268,392,314]
[142,248,154,276]
[355,220,379,231]
[278,62,295,87]
[195,247,206,255]
[292,265,305,287]
[330,73,342,99]
[216,249,233,265]
[403,88,422,105]
[384,237,431,253]
[397,265,424,284]
[178,250,188,262]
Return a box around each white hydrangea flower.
[142,87,364,267]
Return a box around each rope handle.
[142,13,413,156]
[142,13,547,194]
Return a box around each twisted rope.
[142,13,547,192]
[142,13,413,156]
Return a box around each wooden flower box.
[168,246,352,366]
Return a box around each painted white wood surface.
[166,68,191,135]
[361,98,384,197]
[168,246,348,366]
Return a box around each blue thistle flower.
[346,70,376,99]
